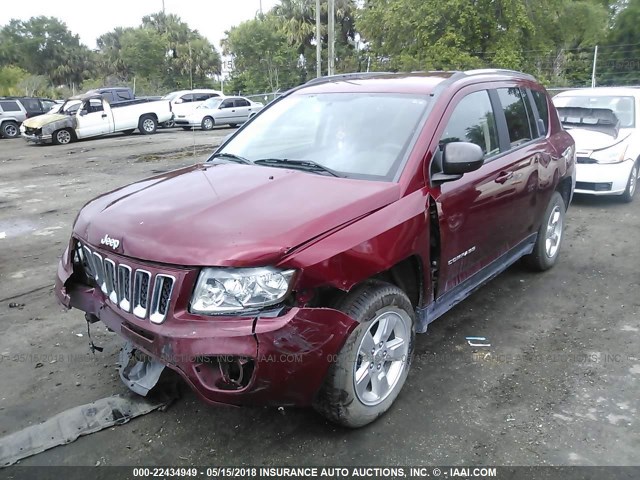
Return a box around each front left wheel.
[314,281,415,428]
[52,128,73,145]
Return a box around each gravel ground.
[0,129,638,467]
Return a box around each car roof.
[554,87,640,98]
[297,69,538,95]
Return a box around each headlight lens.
[590,143,629,164]
[191,267,295,314]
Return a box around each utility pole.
[260,0,263,14]
[316,0,321,77]
[328,0,335,76]
[162,0,165,14]
[591,45,598,88]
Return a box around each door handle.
[101,113,107,118]
[495,171,514,184]
[231,109,236,112]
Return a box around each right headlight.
[190,267,295,315]
[590,143,629,164]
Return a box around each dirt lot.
[0,129,638,467]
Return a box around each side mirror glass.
[442,142,484,175]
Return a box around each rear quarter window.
[0,101,21,112]
[496,88,534,147]
[531,89,550,135]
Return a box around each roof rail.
[463,68,536,81]
[304,72,397,87]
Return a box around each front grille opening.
[194,356,255,391]
[133,270,151,319]
[104,259,117,303]
[92,252,107,294]
[149,275,174,324]
[576,181,612,191]
[117,265,132,312]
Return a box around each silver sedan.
[175,96,264,130]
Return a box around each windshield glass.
[162,92,180,101]
[60,100,82,115]
[200,98,223,109]
[554,95,635,128]
[211,93,429,180]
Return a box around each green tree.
[0,16,93,87]
[222,14,302,93]
[120,28,166,80]
[0,65,29,95]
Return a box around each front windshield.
[60,100,82,115]
[200,98,223,109]
[554,95,635,128]
[162,92,179,101]
[212,92,429,180]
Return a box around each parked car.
[553,87,639,202]
[161,89,223,125]
[20,93,173,145]
[175,96,264,130]
[0,97,58,138]
[55,70,574,427]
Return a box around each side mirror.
[431,142,484,185]
[442,142,484,175]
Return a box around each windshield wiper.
[209,152,253,165]
[254,158,343,177]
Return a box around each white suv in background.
[553,87,639,202]
[161,89,223,123]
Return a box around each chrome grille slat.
[149,274,174,324]
[133,270,151,319]
[74,242,174,322]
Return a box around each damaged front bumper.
[55,245,357,406]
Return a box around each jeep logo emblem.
[100,234,120,250]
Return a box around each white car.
[175,96,264,130]
[553,87,639,202]
[161,89,223,121]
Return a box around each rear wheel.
[621,161,638,203]
[201,116,214,131]
[524,191,565,271]
[1,121,20,139]
[313,281,415,428]
[52,128,73,145]
[138,115,157,135]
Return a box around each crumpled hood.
[74,163,400,267]
[22,113,68,129]
[567,127,632,152]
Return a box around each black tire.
[313,280,415,428]
[138,115,157,135]
[1,121,20,139]
[524,191,566,271]
[621,161,638,203]
[162,119,175,128]
[122,129,135,136]
[201,116,214,131]
[229,123,238,128]
[52,128,73,145]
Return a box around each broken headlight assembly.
[190,267,295,314]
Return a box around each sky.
[0,0,280,67]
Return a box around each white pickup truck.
[20,93,173,145]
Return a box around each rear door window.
[496,88,534,147]
[440,90,500,158]
[0,101,21,112]
[235,98,250,107]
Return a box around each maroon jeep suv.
[55,70,575,427]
